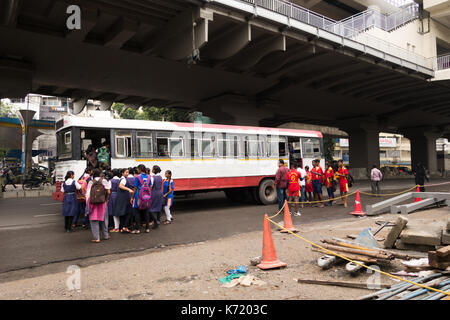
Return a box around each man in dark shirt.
[274,159,289,210]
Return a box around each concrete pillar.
[340,119,380,180]
[18,109,36,174]
[404,130,440,177]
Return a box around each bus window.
[115,130,131,158]
[157,135,169,157]
[136,131,153,157]
[57,129,72,160]
[201,139,213,158]
[169,136,184,157]
[267,136,286,158]
[302,138,321,159]
[244,136,258,158]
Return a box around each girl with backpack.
[108,169,121,232]
[149,165,163,229]
[86,168,111,243]
[72,169,90,229]
[131,164,151,234]
[61,171,82,233]
[162,170,175,225]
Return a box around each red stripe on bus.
[53,175,274,201]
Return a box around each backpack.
[77,178,88,203]
[137,176,152,210]
[97,147,109,163]
[348,174,354,188]
[90,178,107,204]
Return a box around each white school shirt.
[61,178,82,192]
[298,168,306,187]
[86,177,111,199]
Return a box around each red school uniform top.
[311,166,323,182]
[325,167,334,188]
[338,166,349,184]
[287,169,301,191]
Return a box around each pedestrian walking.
[149,165,163,230]
[287,162,301,216]
[311,160,325,208]
[108,169,121,232]
[274,159,289,210]
[336,160,349,208]
[61,171,82,232]
[73,170,90,229]
[325,162,335,206]
[86,168,111,243]
[131,164,151,234]
[112,168,134,233]
[163,170,174,224]
[370,164,383,194]
[4,167,17,191]
[414,162,429,192]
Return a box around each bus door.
[301,137,323,169]
[288,137,302,167]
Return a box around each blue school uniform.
[163,179,174,207]
[62,181,79,217]
[108,178,120,216]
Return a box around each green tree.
[0,101,18,118]
[112,102,192,122]
[323,136,336,162]
[111,103,138,119]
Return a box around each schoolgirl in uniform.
[62,171,82,232]
[162,170,174,225]
[112,168,134,233]
[108,169,121,232]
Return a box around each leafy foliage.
[112,103,191,122]
[323,135,336,162]
[0,101,18,118]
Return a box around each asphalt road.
[0,178,448,280]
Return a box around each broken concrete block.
[447,217,450,232]
[443,230,450,245]
[394,239,436,252]
[384,216,408,249]
[401,223,442,246]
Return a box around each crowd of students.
[61,164,174,243]
[275,159,351,216]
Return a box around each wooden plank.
[311,248,378,264]
[294,278,390,289]
[436,245,450,258]
[320,243,393,260]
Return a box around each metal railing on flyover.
[236,0,433,69]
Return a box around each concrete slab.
[384,216,408,249]
[394,239,436,252]
[366,192,412,216]
[401,223,443,246]
[443,230,450,245]
[399,197,437,214]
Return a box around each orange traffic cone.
[350,190,366,216]
[414,185,421,203]
[257,214,287,270]
[280,200,298,233]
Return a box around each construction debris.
[293,278,390,290]
[384,216,408,249]
[400,222,443,246]
[428,245,450,270]
[221,275,266,288]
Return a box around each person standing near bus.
[287,162,301,216]
[304,166,313,204]
[325,162,335,206]
[62,171,82,232]
[112,168,134,233]
[311,160,325,208]
[84,145,98,169]
[149,165,163,230]
[97,142,110,168]
[336,160,349,208]
[163,170,175,224]
[274,159,289,210]
[109,169,121,232]
[131,164,150,234]
[86,168,111,242]
[297,164,306,208]
[73,170,90,229]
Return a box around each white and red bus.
[54,116,324,204]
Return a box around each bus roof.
[57,116,323,138]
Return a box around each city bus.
[54,116,324,205]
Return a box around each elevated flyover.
[0,0,449,176]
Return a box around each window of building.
[301,138,321,159]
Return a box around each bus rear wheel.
[257,179,277,205]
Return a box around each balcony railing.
[436,54,450,70]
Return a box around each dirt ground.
[0,207,448,300]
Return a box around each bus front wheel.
[257,179,277,205]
